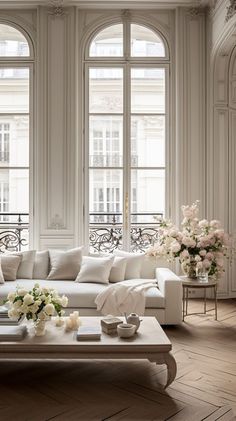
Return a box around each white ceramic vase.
[34,320,46,336]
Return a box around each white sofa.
[0,255,183,325]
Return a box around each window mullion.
[122,62,131,251]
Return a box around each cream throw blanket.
[95,279,157,316]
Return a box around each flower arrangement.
[6,283,68,323]
[146,201,231,279]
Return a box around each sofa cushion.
[8,250,36,279]
[76,256,114,284]
[114,250,144,279]
[1,255,22,281]
[0,278,165,309]
[33,250,49,279]
[47,247,83,280]
[0,259,4,284]
[109,257,127,283]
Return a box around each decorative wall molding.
[187,6,206,19]
[225,0,236,22]
[48,0,68,18]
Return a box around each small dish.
[117,323,136,338]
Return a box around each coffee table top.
[0,317,172,355]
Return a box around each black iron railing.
[89,212,163,253]
[0,213,29,252]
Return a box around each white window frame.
[0,21,34,243]
[84,19,170,251]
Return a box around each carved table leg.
[164,352,177,388]
[148,352,177,388]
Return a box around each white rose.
[23,294,34,305]
[30,303,39,314]
[7,292,16,303]
[61,296,68,307]
[44,303,55,316]
[19,304,29,314]
[13,300,22,309]
[8,309,19,319]
[17,289,28,297]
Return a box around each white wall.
[0,3,235,297]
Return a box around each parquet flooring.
[0,299,235,421]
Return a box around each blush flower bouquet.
[146,201,231,279]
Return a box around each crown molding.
[0,0,208,10]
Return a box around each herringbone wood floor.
[0,299,235,421]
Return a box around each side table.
[181,277,217,321]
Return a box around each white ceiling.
[0,0,215,9]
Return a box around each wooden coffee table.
[0,316,177,388]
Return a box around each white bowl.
[117,323,136,338]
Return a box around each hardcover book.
[77,325,101,341]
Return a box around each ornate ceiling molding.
[226,0,236,22]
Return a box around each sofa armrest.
[156,268,182,325]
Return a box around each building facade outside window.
[85,21,169,253]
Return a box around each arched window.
[85,21,168,253]
[0,23,33,247]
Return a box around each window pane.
[131,116,165,167]
[89,169,123,223]
[0,68,29,113]
[0,116,29,167]
[0,24,30,57]
[0,169,28,213]
[89,116,123,167]
[89,68,123,113]
[131,24,165,57]
[131,68,165,114]
[131,169,165,222]
[89,24,123,57]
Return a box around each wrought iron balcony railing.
[0,213,29,252]
[89,212,163,253]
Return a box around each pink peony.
[199,219,209,228]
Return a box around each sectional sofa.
[0,249,183,325]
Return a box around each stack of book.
[100,317,122,335]
[0,305,24,325]
[0,325,27,341]
[76,325,101,341]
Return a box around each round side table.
[181,277,217,321]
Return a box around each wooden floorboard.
[0,299,235,421]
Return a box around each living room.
[0,0,235,420]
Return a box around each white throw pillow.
[47,247,83,280]
[8,250,36,279]
[75,256,114,284]
[114,250,144,279]
[1,255,22,281]
[33,250,49,279]
[109,256,127,283]
[0,258,4,284]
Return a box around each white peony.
[199,249,207,257]
[195,255,201,262]
[44,303,55,316]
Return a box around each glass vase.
[181,259,197,279]
[34,320,46,336]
